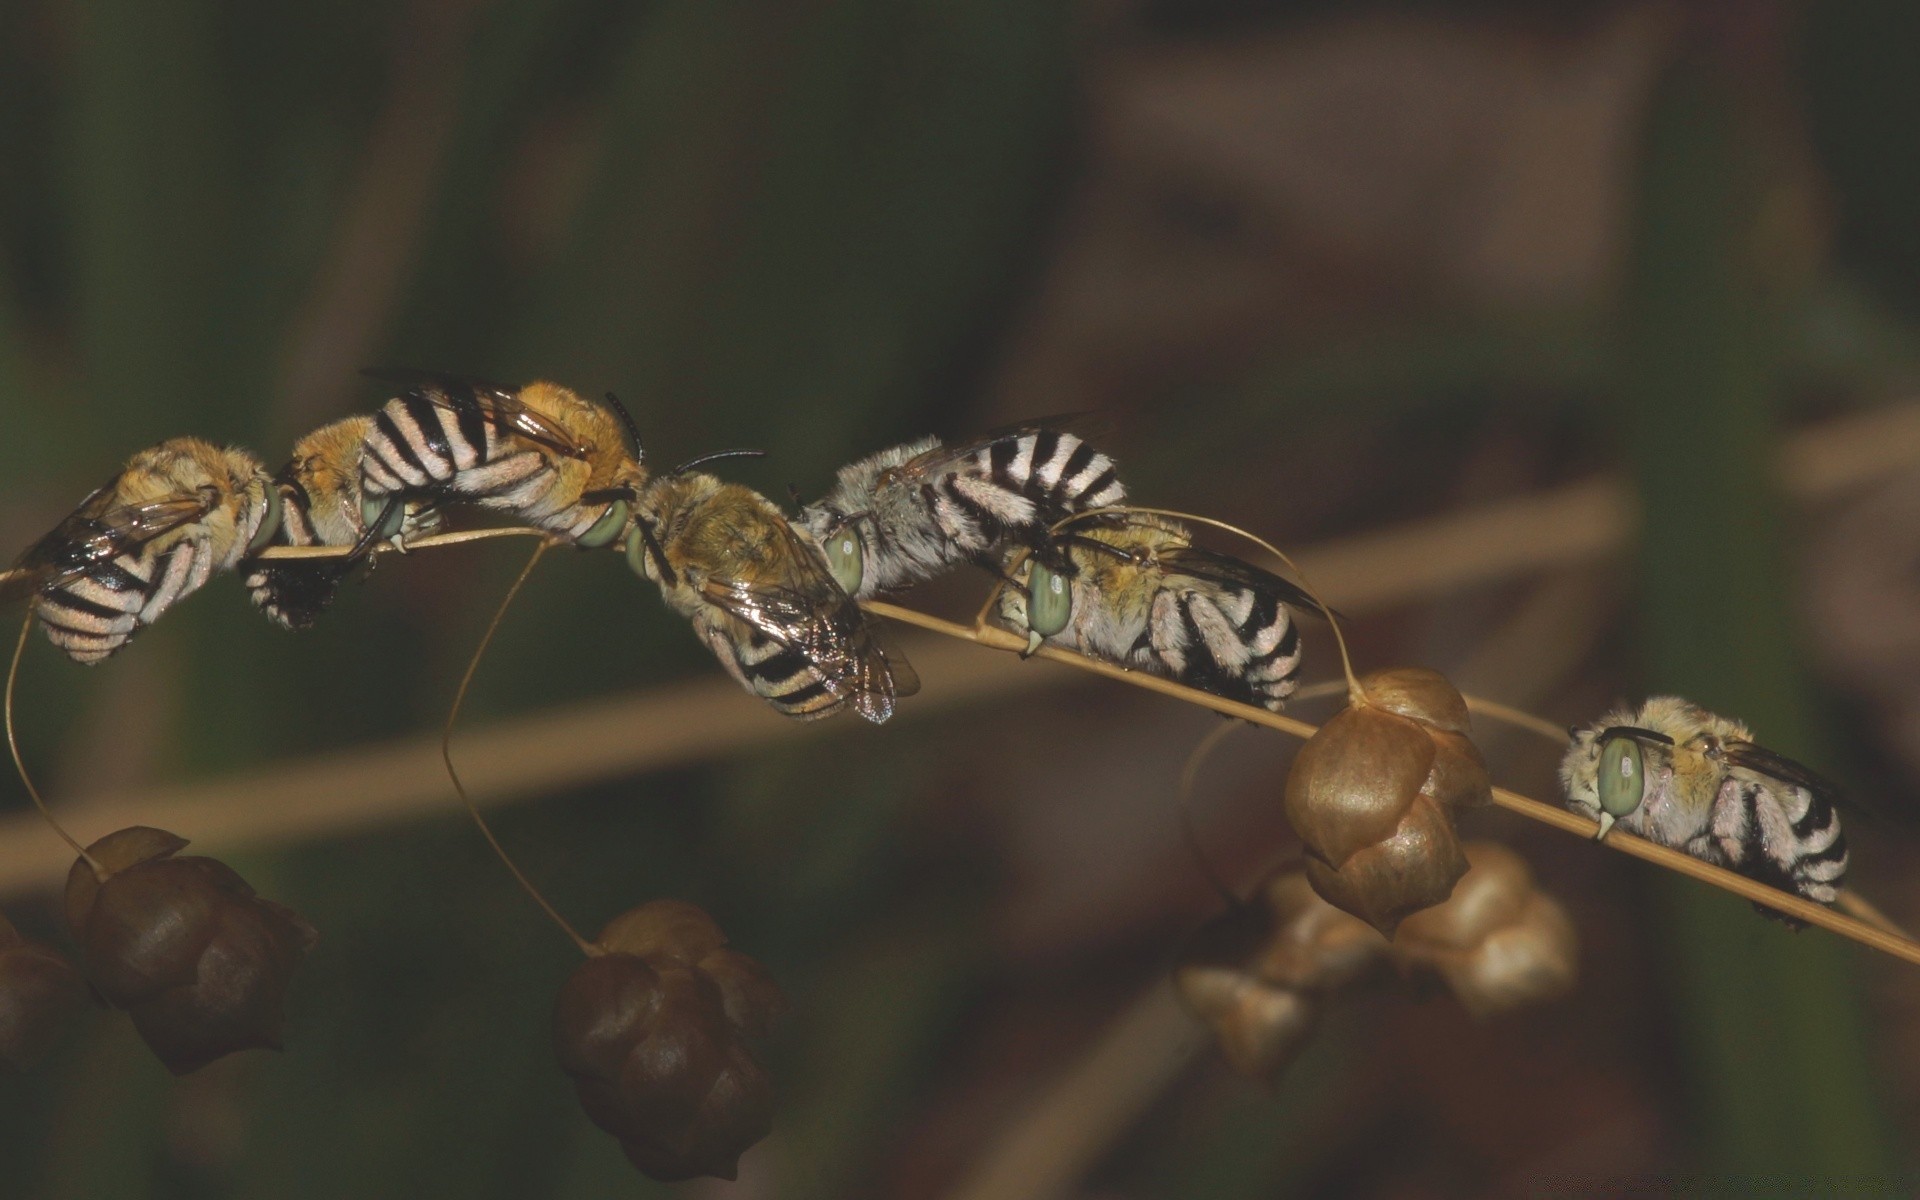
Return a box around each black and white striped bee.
[1560,698,1848,916]
[797,424,1127,600]
[4,438,280,663]
[993,512,1313,712]
[243,415,442,630]
[357,369,643,549]
[627,470,918,724]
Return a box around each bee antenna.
[787,483,805,510]
[443,538,597,958]
[604,391,644,465]
[670,449,767,476]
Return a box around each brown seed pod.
[1174,872,1387,1081]
[1283,667,1492,934]
[554,900,786,1182]
[63,826,317,1075]
[0,910,88,1073]
[1394,841,1579,1016]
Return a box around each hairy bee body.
[799,426,1127,599]
[13,438,278,663]
[1560,697,1848,911]
[629,473,915,724]
[244,416,442,629]
[358,371,641,547]
[995,514,1308,711]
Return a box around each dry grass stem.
[0,403,1915,905]
[862,602,1920,968]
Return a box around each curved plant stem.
[862,600,1920,969]
[4,614,102,878]
[443,538,597,957]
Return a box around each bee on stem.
[797,423,1127,600]
[1560,697,1848,914]
[5,438,280,663]
[244,415,442,629]
[357,368,643,549]
[628,466,917,724]
[994,512,1315,712]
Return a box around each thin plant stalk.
[442,537,597,958]
[5,614,102,878]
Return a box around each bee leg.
[1595,812,1616,841]
[1023,630,1043,659]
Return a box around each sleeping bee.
[357,369,642,549]
[1560,698,1848,914]
[243,415,442,630]
[798,424,1127,600]
[627,469,917,723]
[993,513,1313,712]
[4,437,279,663]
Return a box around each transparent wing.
[364,367,586,460]
[1724,741,1845,807]
[12,488,213,590]
[1154,543,1323,616]
[697,525,914,722]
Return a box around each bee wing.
[1152,544,1325,617]
[11,492,213,589]
[697,530,912,722]
[362,367,587,460]
[1723,741,1845,805]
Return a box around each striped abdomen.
[360,386,522,505]
[699,622,847,722]
[933,429,1127,555]
[1706,776,1848,913]
[37,543,215,664]
[1151,583,1303,712]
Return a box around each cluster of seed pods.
[1175,843,1578,1082]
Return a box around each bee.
[1560,697,1848,914]
[357,368,642,549]
[243,415,443,630]
[798,425,1127,600]
[5,437,279,663]
[993,513,1314,712]
[627,469,918,723]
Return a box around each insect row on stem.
[1,371,1912,1186]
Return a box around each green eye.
[824,528,863,594]
[624,526,653,579]
[578,499,630,550]
[360,494,406,542]
[1026,561,1072,638]
[1597,736,1645,819]
[247,486,283,554]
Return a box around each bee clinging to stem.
[629,460,918,724]
[4,437,280,663]
[1560,697,1848,916]
[244,415,443,629]
[797,422,1127,600]
[357,368,644,549]
[994,510,1318,712]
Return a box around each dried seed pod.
[1283,667,1492,934]
[64,826,316,1075]
[555,900,786,1182]
[0,911,88,1072]
[1394,842,1578,1016]
[1175,872,1387,1081]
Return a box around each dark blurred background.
[4,1,1920,1196]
